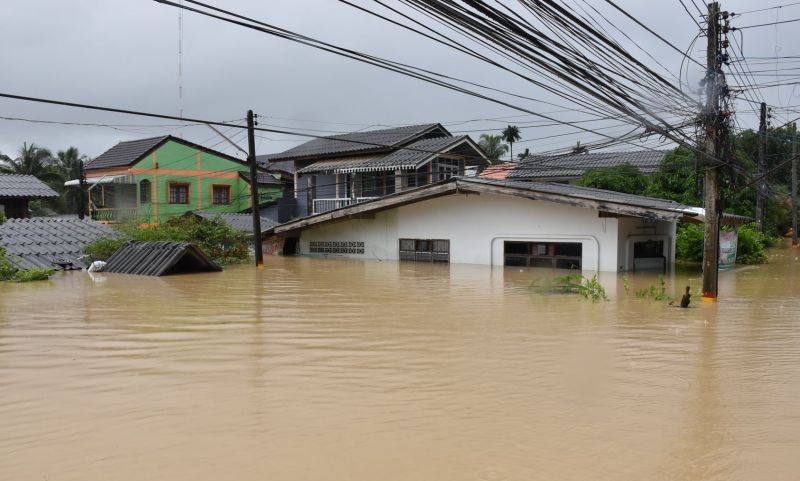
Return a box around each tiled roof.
[509,150,666,179]
[103,241,221,276]
[238,171,285,186]
[0,174,59,198]
[479,162,516,180]
[84,136,168,170]
[0,217,120,270]
[193,211,278,234]
[268,124,446,161]
[297,136,482,174]
[255,156,296,174]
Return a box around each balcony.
[91,207,139,223]
[312,197,379,214]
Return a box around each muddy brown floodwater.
[1,246,799,481]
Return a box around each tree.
[57,147,89,214]
[576,163,648,194]
[478,134,508,161]
[0,143,59,181]
[501,125,521,161]
[571,141,588,154]
[517,148,531,161]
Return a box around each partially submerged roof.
[192,211,278,234]
[509,150,666,180]
[297,136,488,174]
[0,174,58,198]
[273,177,699,235]
[84,135,246,171]
[0,217,119,270]
[103,241,221,276]
[479,162,517,180]
[267,124,449,162]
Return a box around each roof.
[84,135,246,171]
[256,156,296,175]
[0,217,120,270]
[273,177,698,235]
[267,124,448,162]
[238,171,285,186]
[103,241,221,276]
[297,136,487,174]
[192,211,278,234]
[0,174,59,198]
[479,162,517,180]
[509,150,666,179]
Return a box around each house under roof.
[0,217,120,270]
[84,135,247,171]
[103,241,221,276]
[0,174,59,199]
[508,150,667,180]
[266,123,450,162]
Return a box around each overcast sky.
[2,0,798,162]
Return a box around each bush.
[735,224,769,264]
[0,248,56,282]
[83,237,126,261]
[552,272,608,302]
[676,223,704,262]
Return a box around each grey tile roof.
[268,124,445,161]
[103,241,221,276]
[238,171,285,186]
[297,136,482,174]
[508,150,666,179]
[84,136,168,170]
[255,156,296,174]
[0,217,120,270]
[193,211,278,234]
[0,174,59,198]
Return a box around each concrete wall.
[293,192,671,272]
[616,216,676,272]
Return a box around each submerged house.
[485,150,667,183]
[272,177,700,273]
[67,135,286,223]
[263,124,490,216]
[0,174,58,218]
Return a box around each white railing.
[313,197,380,214]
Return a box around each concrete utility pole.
[702,1,722,300]
[792,122,798,246]
[756,101,767,231]
[78,159,87,220]
[247,110,264,267]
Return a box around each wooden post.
[247,110,264,266]
[702,1,721,300]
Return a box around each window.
[212,184,231,205]
[139,179,151,203]
[503,241,582,269]
[432,158,462,181]
[168,183,190,204]
[399,238,450,263]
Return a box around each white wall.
[296,192,651,271]
[616,216,677,272]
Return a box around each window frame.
[211,184,232,205]
[139,179,151,204]
[168,182,191,205]
[399,238,450,263]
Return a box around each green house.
[75,136,285,223]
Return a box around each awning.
[64,174,132,187]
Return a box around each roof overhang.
[64,174,134,187]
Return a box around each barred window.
[212,185,231,205]
[399,238,449,263]
[168,183,189,204]
[308,241,365,254]
[139,179,151,203]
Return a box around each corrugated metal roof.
[509,150,666,179]
[193,211,278,234]
[238,171,285,186]
[0,217,120,270]
[103,241,221,276]
[255,156,296,174]
[84,136,168,170]
[267,124,446,161]
[0,174,59,198]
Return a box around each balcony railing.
[312,197,379,214]
[91,207,139,223]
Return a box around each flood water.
[1,246,799,481]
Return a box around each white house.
[273,177,700,273]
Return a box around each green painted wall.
[130,140,281,223]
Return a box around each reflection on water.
[1,247,799,481]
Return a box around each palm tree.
[57,147,89,214]
[517,148,531,161]
[571,140,588,154]
[478,134,508,162]
[0,143,59,181]
[501,125,522,161]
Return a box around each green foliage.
[83,237,126,261]
[113,216,250,265]
[676,223,705,262]
[501,125,521,160]
[553,272,608,302]
[0,248,56,282]
[735,224,769,264]
[644,146,701,205]
[576,162,648,194]
[478,133,508,161]
[0,212,5,225]
[635,275,673,302]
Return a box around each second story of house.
[260,124,490,216]
[72,135,287,223]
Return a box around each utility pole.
[78,159,87,220]
[792,122,798,246]
[702,1,722,300]
[247,110,264,267]
[756,101,767,231]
